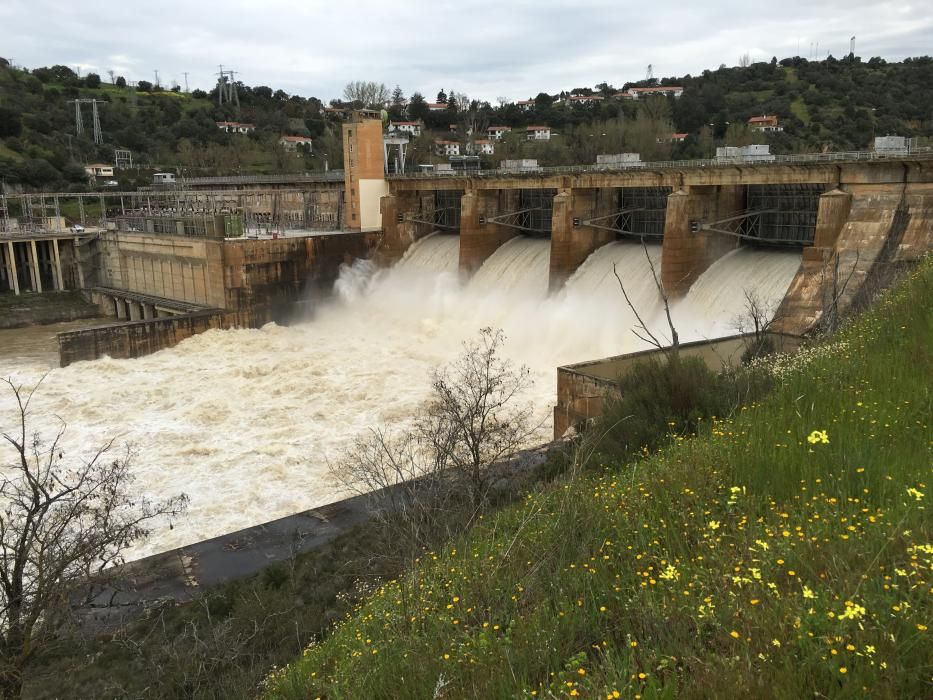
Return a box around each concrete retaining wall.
[59,230,382,365]
[553,333,802,439]
[58,310,231,366]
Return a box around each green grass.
[265,259,932,699]
[790,97,811,124]
[0,142,24,162]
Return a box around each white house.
[216,121,256,134]
[487,126,512,140]
[470,139,494,155]
[434,140,460,156]
[84,163,114,177]
[557,94,605,106]
[427,102,448,112]
[626,86,684,99]
[152,172,176,185]
[278,135,313,152]
[389,121,422,137]
[526,126,551,141]
[515,99,535,111]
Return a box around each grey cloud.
[1,0,930,102]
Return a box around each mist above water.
[0,233,800,558]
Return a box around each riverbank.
[0,290,101,329]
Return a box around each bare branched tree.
[738,52,751,68]
[331,328,538,558]
[733,288,782,361]
[613,238,680,361]
[342,81,390,108]
[428,328,537,503]
[0,378,187,699]
[819,249,861,333]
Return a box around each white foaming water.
[0,236,797,559]
[397,231,461,273]
[673,247,801,339]
[469,237,551,297]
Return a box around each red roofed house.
[278,135,313,152]
[748,115,784,132]
[670,133,688,142]
[626,86,684,99]
[558,94,605,105]
[427,102,448,112]
[527,126,551,141]
[516,99,535,111]
[470,139,494,155]
[488,126,512,140]
[435,140,460,156]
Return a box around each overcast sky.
[1,1,930,103]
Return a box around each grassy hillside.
[265,259,931,698]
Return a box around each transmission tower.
[68,99,104,144]
[216,65,240,109]
[646,64,654,83]
[183,71,189,92]
[850,35,856,56]
[73,100,84,137]
[115,149,133,169]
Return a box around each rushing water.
[0,236,800,558]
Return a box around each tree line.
[0,54,931,190]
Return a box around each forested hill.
[0,54,931,191]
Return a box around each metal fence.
[387,149,933,180]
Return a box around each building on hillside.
[152,172,176,186]
[516,99,535,111]
[716,144,774,162]
[84,163,114,178]
[469,139,494,155]
[626,86,684,99]
[487,125,512,140]
[613,91,636,100]
[748,115,783,132]
[595,153,643,168]
[557,94,605,106]
[874,135,912,153]
[278,135,313,152]
[670,133,688,142]
[389,120,422,136]
[216,121,256,134]
[527,125,551,141]
[435,140,460,156]
[427,102,448,112]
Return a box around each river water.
[0,239,801,559]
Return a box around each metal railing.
[387,149,933,180]
[179,171,345,186]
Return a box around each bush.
[595,356,736,460]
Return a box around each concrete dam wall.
[380,158,933,335]
[57,230,380,365]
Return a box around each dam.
[0,232,801,559]
[1,116,931,560]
